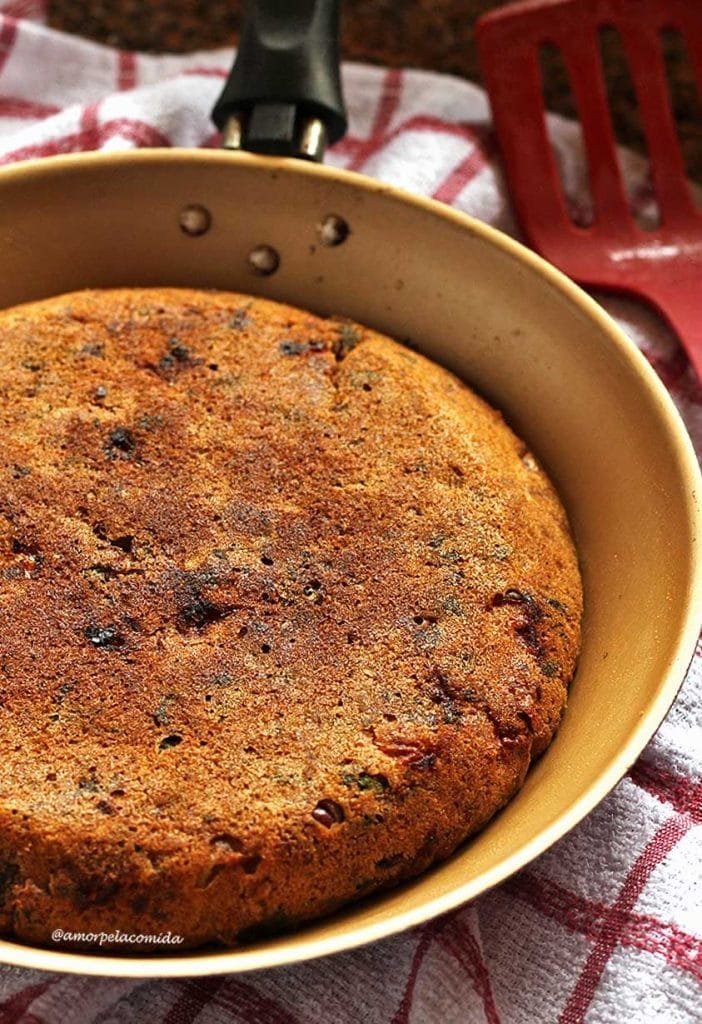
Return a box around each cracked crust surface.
[0,288,582,950]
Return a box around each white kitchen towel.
[0,7,699,1024]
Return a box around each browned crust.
[0,288,582,950]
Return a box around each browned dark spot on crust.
[105,426,136,459]
[492,589,546,659]
[312,799,345,828]
[84,624,125,650]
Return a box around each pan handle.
[211,0,347,162]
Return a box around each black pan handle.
[211,0,347,162]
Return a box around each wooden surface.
[47,1,702,180]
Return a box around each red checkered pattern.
[0,8,699,1022]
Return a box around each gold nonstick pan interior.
[0,149,699,976]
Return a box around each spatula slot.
[660,26,702,209]
[598,25,661,230]
[538,42,595,228]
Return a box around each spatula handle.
[212,0,347,162]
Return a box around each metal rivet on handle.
[179,204,212,237]
[248,245,280,276]
[317,214,350,247]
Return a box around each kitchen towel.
[0,5,699,1023]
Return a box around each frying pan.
[0,0,699,979]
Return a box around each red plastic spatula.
[476,0,702,382]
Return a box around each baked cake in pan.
[0,288,582,949]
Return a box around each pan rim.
[0,147,699,977]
